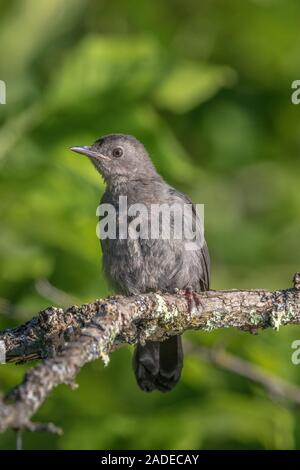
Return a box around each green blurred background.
[1,0,300,450]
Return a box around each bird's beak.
[69,146,110,161]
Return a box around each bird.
[70,134,210,392]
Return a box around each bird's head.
[70,134,158,183]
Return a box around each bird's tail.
[133,336,183,392]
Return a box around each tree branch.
[0,274,300,434]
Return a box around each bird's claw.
[184,286,202,315]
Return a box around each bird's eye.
[112,147,123,158]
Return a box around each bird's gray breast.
[99,182,208,295]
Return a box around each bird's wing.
[167,186,210,291]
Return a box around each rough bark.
[0,274,300,434]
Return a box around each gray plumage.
[71,134,210,392]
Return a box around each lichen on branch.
[0,274,300,434]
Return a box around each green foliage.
[154,61,236,113]
[1,0,300,450]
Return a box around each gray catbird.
[70,134,210,392]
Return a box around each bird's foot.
[184,286,202,315]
